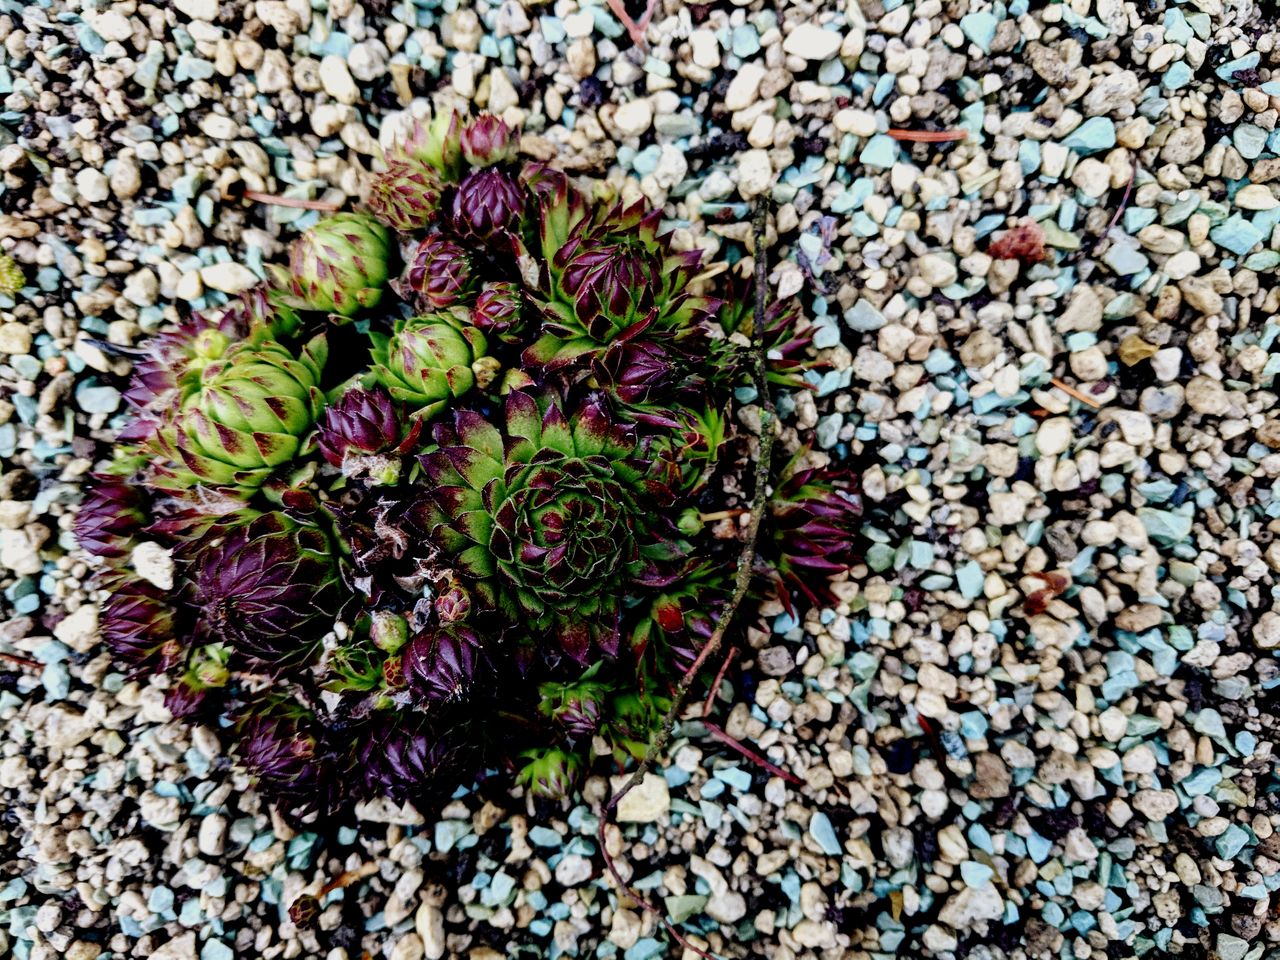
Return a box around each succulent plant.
[150,335,327,493]
[355,719,474,806]
[538,667,608,738]
[451,169,525,243]
[316,386,416,485]
[764,456,864,608]
[460,114,518,167]
[526,195,716,369]
[166,643,230,718]
[433,583,472,623]
[100,574,180,668]
[716,273,816,389]
[402,624,483,703]
[414,391,678,661]
[236,698,329,803]
[74,478,150,559]
[369,310,487,418]
[470,281,525,342]
[273,213,392,317]
[190,511,342,668]
[88,109,837,822]
[411,110,465,180]
[404,234,476,309]
[516,747,581,800]
[120,298,262,437]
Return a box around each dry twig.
[1049,377,1102,409]
[887,128,970,142]
[242,190,342,212]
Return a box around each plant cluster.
[78,111,863,815]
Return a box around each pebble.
[416,903,446,960]
[613,99,653,138]
[736,149,774,198]
[615,773,670,823]
[724,63,766,111]
[200,263,260,294]
[782,24,843,62]
[197,814,228,856]
[319,56,359,105]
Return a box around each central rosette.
[496,458,633,605]
[412,391,667,662]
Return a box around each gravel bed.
[1,0,1279,958]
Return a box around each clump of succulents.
[78,109,862,818]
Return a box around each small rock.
[615,773,670,823]
[1036,418,1072,456]
[389,934,424,960]
[53,604,99,653]
[75,168,110,203]
[613,99,653,137]
[758,646,794,676]
[200,263,260,294]
[175,0,219,20]
[199,113,240,140]
[916,253,958,288]
[319,55,359,105]
[938,886,1004,929]
[554,854,593,886]
[783,24,843,61]
[198,814,228,856]
[131,542,175,590]
[416,903,446,960]
[725,64,766,111]
[736,149,773,198]
[0,324,31,355]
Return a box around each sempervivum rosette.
[402,624,483,703]
[74,478,150,558]
[354,717,476,806]
[538,666,608,739]
[403,234,476,309]
[367,111,464,232]
[412,391,680,661]
[149,334,327,494]
[369,310,487,418]
[470,281,525,343]
[460,114,518,167]
[450,168,525,244]
[99,572,180,669]
[763,455,864,608]
[525,191,717,369]
[316,386,417,484]
[190,511,342,668]
[516,748,582,800]
[271,213,393,318]
[236,698,332,806]
[119,288,293,442]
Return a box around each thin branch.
[1049,377,1102,409]
[886,128,969,142]
[596,199,778,960]
[1104,160,1139,235]
[605,0,658,47]
[242,191,343,212]
[701,647,737,717]
[0,651,41,670]
[702,720,803,786]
